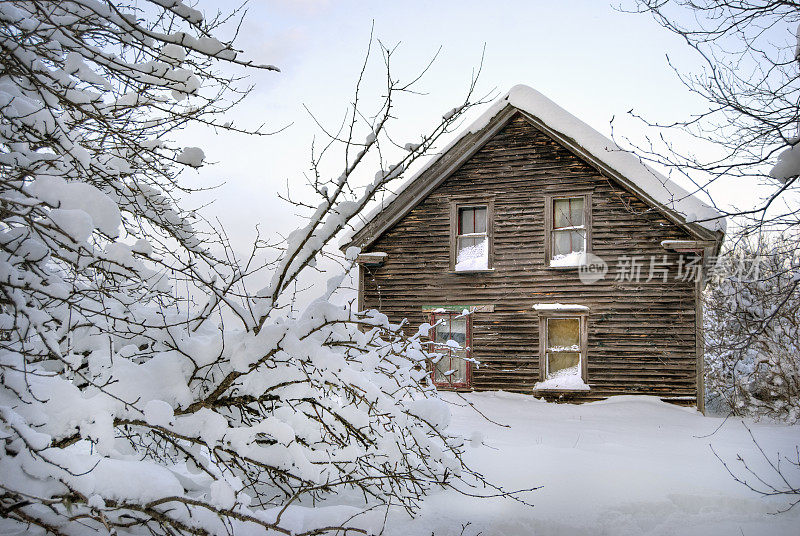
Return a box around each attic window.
[546,194,591,267]
[450,201,493,272]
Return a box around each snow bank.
[382,392,799,536]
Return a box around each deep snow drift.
[386,392,799,536]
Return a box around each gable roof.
[342,84,726,251]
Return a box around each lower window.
[545,317,582,378]
[429,312,472,388]
[536,314,589,391]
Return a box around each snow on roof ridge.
[342,84,725,248]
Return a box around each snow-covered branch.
[0,3,515,535]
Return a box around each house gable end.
[345,97,722,253]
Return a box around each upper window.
[455,205,489,271]
[547,195,591,267]
[428,312,472,389]
[536,313,589,391]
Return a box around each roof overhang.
[660,240,718,254]
[355,252,387,267]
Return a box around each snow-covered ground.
[387,392,800,536]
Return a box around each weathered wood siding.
[361,114,699,402]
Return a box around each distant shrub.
[704,237,800,422]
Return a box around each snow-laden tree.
[0,2,509,534]
[624,1,800,232]
[705,237,800,422]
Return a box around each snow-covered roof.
[343,84,726,250]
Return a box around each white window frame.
[544,194,592,267]
[537,310,589,385]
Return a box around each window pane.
[552,229,572,256]
[434,355,449,382]
[434,315,450,342]
[449,356,467,384]
[552,229,585,256]
[459,208,475,235]
[569,198,584,226]
[548,318,579,349]
[459,207,488,235]
[553,198,584,229]
[474,207,487,233]
[553,199,570,229]
[571,229,586,253]
[456,236,488,270]
[433,315,467,347]
[449,317,467,346]
[547,352,580,377]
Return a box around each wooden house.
[343,85,725,409]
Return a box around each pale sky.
[177,0,779,306]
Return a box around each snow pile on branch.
[770,139,800,183]
[1,297,464,534]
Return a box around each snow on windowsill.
[534,374,590,392]
[548,251,586,268]
[455,243,489,271]
[450,268,495,275]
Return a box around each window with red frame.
[428,312,471,388]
